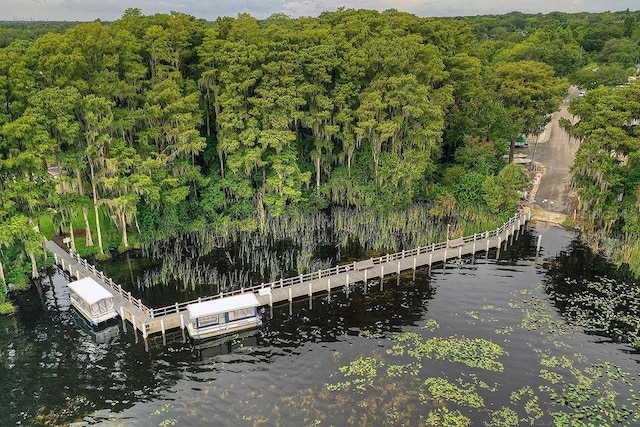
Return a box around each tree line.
[2,7,639,309]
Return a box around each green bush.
[0,301,16,315]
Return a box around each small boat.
[186,293,262,340]
[67,277,118,326]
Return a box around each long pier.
[48,211,531,344]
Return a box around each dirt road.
[523,86,580,223]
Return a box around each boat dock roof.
[68,277,113,305]
[187,293,260,318]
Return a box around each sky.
[0,0,638,22]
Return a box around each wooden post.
[120,306,126,331]
[346,275,350,297]
[380,265,384,291]
[161,319,166,341]
[428,253,432,276]
[180,314,185,330]
[327,278,331,299]
[288,288,293,315]
[486,238,490,258]
[175,302,179,314]
[458,246,462,259]
[269,292,273,319]
[536,234,542,257]
[128,291,132,303]
[309,283,313,309]
[132,315,136,333]
[443,250,447,272]
[346,274,350,296]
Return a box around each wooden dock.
[48,211,530,344]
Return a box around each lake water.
[1,222,638,426]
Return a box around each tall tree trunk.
[82,206,93,247]
[75,168,93,247]
[212,83,225,179]
[0,260,5,285]
[120,209,128,248]
[257,172,266,234]
[69,219,76,252]
[89,162,104,254]
[204,85,211,137]
[316,154,321,190]
[28,250,39,279]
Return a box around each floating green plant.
[389,333,507,372]
[421,377,484,408]
[424,407,471,427]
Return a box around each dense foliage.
[564,84,640,274]
[4,7,639,297]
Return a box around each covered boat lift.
[67,277,117,326]
[186,293,262,340]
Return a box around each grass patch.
[0,302,16,315]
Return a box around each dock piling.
[443,250,447,272]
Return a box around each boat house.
[67,277,117,326]
[186,293,262,340]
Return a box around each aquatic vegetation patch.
[424,407,471,427]
[421,377,484,408]
[513,289,571,335]
[390,333,507,372]
[422,318,440,332]
[539,359,639,425]
[547,277,640,351]
[326,356,384,392]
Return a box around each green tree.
[483,163,529,214]
[492,60,568,162]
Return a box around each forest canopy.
[1,7,639,297]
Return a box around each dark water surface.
[1,223,638,425]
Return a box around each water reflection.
[2,226,639,426]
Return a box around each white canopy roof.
[188,293,260,319]
[67,277,113,305]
